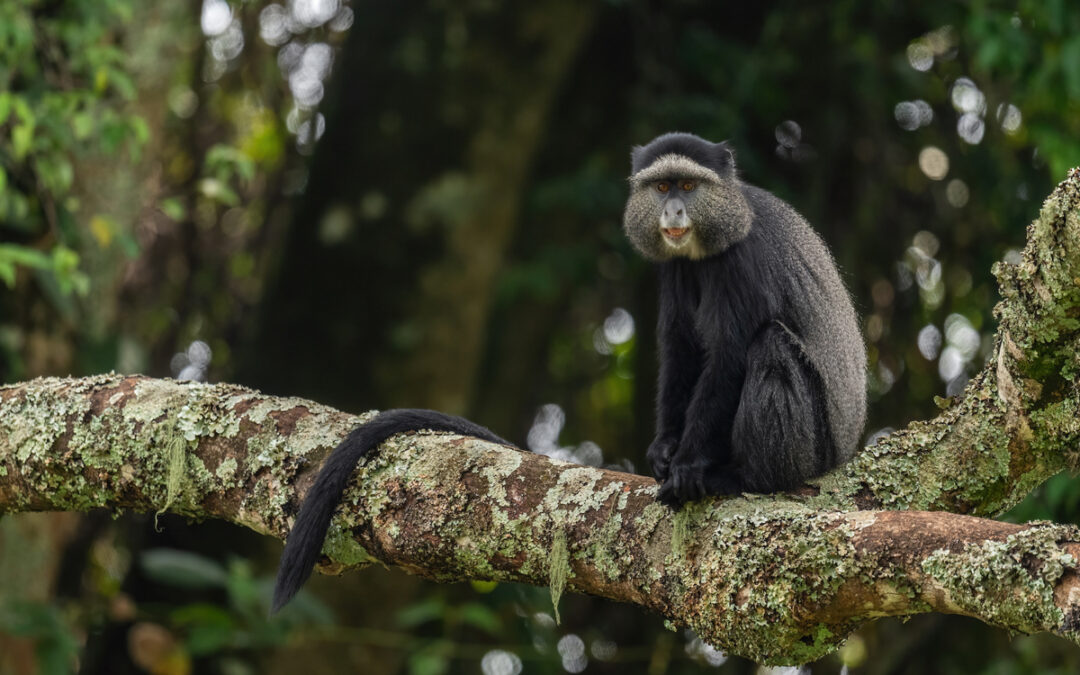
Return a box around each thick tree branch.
[2,170,1079,664]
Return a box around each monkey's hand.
[646,435,679,482]
[656,456,710,506]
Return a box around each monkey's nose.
[664,205,684,218]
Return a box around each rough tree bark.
[2,170,1079,665]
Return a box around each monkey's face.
[623,153,752,262]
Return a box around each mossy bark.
[2,170,1080,665]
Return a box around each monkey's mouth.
[662,227,689,240]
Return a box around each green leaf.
[408,642,452,675]
[12,123,34,160]
[12,96,33,126]
[186,623,236,656]
[171,603,236,628]
[0,244,52,270]
[160,197,186,220]
[130,115,150,144]
[0,261,14,287]
[458,602,502,636]
[140,549,229,589]
[118,232,141,258]
[206,144,256,182]
[71,112,95,140]
[396,598,445,628]
[172,604,238,656]
[108,67,137,100]
[224,559,262,616]
[198,178,240,206]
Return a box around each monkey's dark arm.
[271,409,511,613]
[648,265,703,482]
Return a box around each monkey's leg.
[726,321,833,494]
[657,350,743,506]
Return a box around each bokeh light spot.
[917,324,942,360]
[957,112,985,144]
[912,230,940,257]
[950,77,986,115]
[918,146,949,180]
[775,120,801,148]
[481,650,523,675]
[602,308,634,345]
[997,103,1022,133]
[201,0,231,36]
[906,41,933,71]
[946,179,970,208]
[894,102,919,131]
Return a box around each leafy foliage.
[0,0,144,295]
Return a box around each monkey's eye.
[680,180,695,192]
[656,181,670,193]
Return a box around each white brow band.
[630,154,723,185]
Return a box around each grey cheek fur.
[623,188,669,262]
[685,182,752,254]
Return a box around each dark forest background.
[2,1,1080,673]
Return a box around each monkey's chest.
[688,284,773,351]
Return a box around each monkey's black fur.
[650,221,835,501]
[626,133,866,506]
[272,133,864,612]
[631,134,735,175]
[271,409,509,613]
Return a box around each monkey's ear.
[713,141,737,172]
[630,145,647,173]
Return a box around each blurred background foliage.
[1,0,1079,673]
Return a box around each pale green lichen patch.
[541,466,622,523]
[921,524,1076,634]
[1,379,90,464]
[583,507,628,582]
[1032,398,1080,471]
[215,457,238,483]
[347,433,419,519]
[176,399,239,442]
[675,506,861,664]
[634,501,673,574]
[474,449,522,509]
[0,379,102,512]
[322,526,375,569]
[671,506,691,556]
[239,405,366,528]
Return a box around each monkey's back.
[741,185,867,462]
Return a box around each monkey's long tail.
[271,409,511,613]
